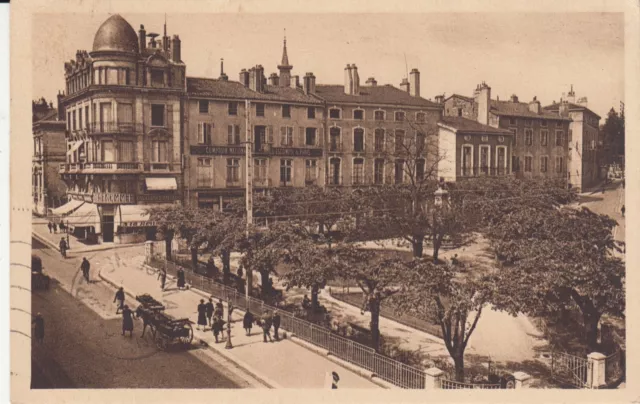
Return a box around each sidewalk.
[95,247,381,389]
[32,216,146,253]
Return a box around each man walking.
[205,298,214,328]
[81,257,90,282]
[158,268,167,291]
[121,305,134,337]
[261,311,273,343]
[272,310,281,341]
[47,222,53,233]
[215,299,224,319]
[114,287,125,314]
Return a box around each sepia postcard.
[9,0,639,402]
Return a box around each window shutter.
[268,126,274,144]
[299,127,305,146]
[197,123,204,144]
[227,125,233,144]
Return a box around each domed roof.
[92,14,139,53]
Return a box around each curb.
[32,230,146,254]
[98,268,280,389]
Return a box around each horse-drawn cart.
[135,294,194,350]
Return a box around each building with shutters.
[442,83,572,181]
[56,14,185,244]
[543,86,601,191]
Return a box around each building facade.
[543,87,601,191]
[32,99,67,215]
[443,83,572,181]
[57,14,185,244]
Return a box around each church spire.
[277,29,293,87]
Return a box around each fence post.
[424,367,443,390]
[587,352,606,389]
[513,371,532,389]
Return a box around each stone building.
[32,98,67,216]
[543,86,601,191]
[443,83,572,181]
[56,14,185,244]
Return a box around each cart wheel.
[504,377,516,389]
[180,323,194,346]
[155,333,168,350]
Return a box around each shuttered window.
[118,103,133,124]
[118,141,134,162]
[197,158,213,188]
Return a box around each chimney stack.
[344,65,353,95]
[528,96,541,114]
[240,69,249,87]
[567,84,576,104]
[510,94,519,103]
[559,99,569,117]
[577,96,588,107]
[351,64,360,95]
[365,77,377,86]
[171,35,181,62]
[434,94,445,104]
[269,73,279,86]
[400,78,410,93]
[291,75,300,88]
[139,25,146,52]
[303,72,316,95]
[249,65,265,93]
[476,81,491,125]
[409,68,420,97]
[57,91,65,121]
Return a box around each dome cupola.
[92,14,139,53]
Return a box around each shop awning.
[50,199,84,216]
[119,205,153,227]
[67,202,100,232]
[145,177,178,191]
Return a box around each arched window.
[329,127,341,152]
[353,128,364,152]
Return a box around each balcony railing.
[87,121,145,135]
[144,162,178,172]
[254,144,272,154]
[328,175,343,186]
[59,162,143,173]
[92,192,136,204]
[253,178,272,188]
[461,166,509,177]
[137,194,180,203]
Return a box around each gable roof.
[489,100,570,121]
[443,93,474,103]
[438,116,513,135]
[543,102,601,120]
[186,77,323,104]
[314,84,441,108]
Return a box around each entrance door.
[102,215,114,242]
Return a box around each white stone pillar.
[513,371,532,388]
[424,367,444,389]
[587,352,606,389]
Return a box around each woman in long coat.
[177,268,186,290]
[122,305,134,337]
[212,315,225,343]
[243,310,254,336]
[196,299,208,331]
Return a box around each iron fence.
[148,255,426,389]
[440,379,501,389]
[550,351,590,388]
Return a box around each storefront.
[66,202,101,243]
[115,204,157,244]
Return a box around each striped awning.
[145,177,178,191]
[119,205,152,227]
[50,199,84,216]
[67,202,100,232]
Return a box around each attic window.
[151,69,165,87]
[353,109,364,120]
[394,111,405,122]
[329,108,341,119]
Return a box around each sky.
[32,12,624,119]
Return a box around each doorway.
[102,215,114,242]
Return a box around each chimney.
[559,100,569,117]
[303,72,316,95]
[240,69,249,87]
[528,96,541,114]
[171,35,181,62]
[291,75,300,89]
[219,58,228,81]
[269,73,279,86]
[577,97,588,107]
[351,64,360,95]
[56,91,65,121]
[434,94,444,104]
[409,68,420,97]
[510,94,519,103]
[365,77,377,86]
[567,84,576,104]
[139,25,146,52]
[344,65,353,95]
[400,78,410,93]
[476,81,491,125]
[249,65,265,93]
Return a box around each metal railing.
[148,255,426,389]
[550,351,590,388]
[87,121,144,134]
[440,379,501,389]
[461,167,509,177]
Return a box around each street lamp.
[225,302,235,349]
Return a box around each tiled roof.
[543,102,601,119]
[187,77,323,104]
[33,109,61,124]
[490,100,570,121]
[314,84,441,108]
[439,116,513,135]
[444,93,473,103]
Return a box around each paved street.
[30,238,257,389]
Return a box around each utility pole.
[245,100,253,303]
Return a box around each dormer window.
[151,69,165,87]
[395,111,405,122]
[353,109,364,120]
[329,108,341,119]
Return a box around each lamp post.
[244,100,253,304]
[225,302,234,349]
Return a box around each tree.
[601,107,625,165]
[147,205,207,266]
[198,211,244,285]
[488,205,625,352]
[392,260,490,382]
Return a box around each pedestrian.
[206,256,216,278]
[261,311,273,343]
[205,298,214,328]
[114,287,125,314]
[158,268,167,291]
[59,237,67,258]
[621,205,625,218]
[53,222,58,233]
[237,265,244,279]
[32,313,44,344]
[81,257,90,282]
[197,299,207,331]
[121,305,134,337]
[331,371,340,389]
[302,294,311,310]
[215,299,224,319]
[272,310,281,341]
[59,222,65,232]
[47,222,53,233]
[212,315,225,343]
[243,309,254,336]
[177,267,185,290]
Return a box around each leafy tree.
[601,107,625,166]
[393,260,491,382]
[147,205,207,266]
[198,211,245,285]
[488,206,625,352]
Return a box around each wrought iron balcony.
[328,143,343,153]
[87,121,145,135]
[59,162,143,174]
[461,166,509,177]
